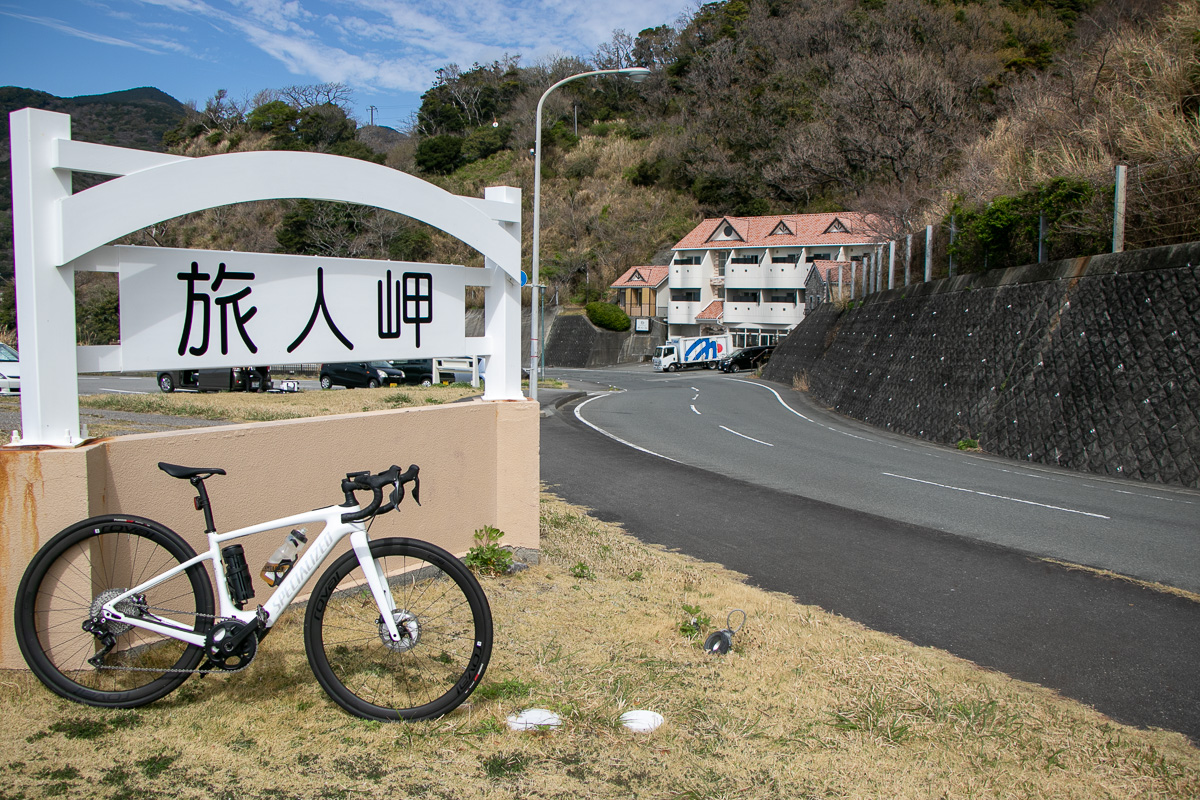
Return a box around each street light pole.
[530,66,650,401]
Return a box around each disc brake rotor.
[378,609,420,652]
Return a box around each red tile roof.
[673,213,883,251]
[696,300,724,320]
[611,265,669,288]
[812,260,853,283]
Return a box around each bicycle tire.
[13,515,214,708]
[304,537,492,721]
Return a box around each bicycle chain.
[92,604,254,675]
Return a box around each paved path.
[538,388,1200,743]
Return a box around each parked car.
[319,361,406,389]
[388,359,435,387]
[0,343,19,394]
[718,345,775,373]
[158,366,271,393]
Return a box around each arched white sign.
[9,108,523,446]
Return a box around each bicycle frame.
[97,501,406,648]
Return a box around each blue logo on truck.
[686,338,722,361]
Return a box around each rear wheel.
[13,516,214,708]
[320,374,333,390]
[305,538,492,721]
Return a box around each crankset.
[201,619,259,671]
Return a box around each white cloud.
[1,10,169,53]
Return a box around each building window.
[805,253,832,263]
[730,255,760,264]
[671,289,700,302]
[768,291,796,304]
[673,255,701,265]
[771,254,799,263]
[729,290,759,303]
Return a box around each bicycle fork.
[350,530,404,644]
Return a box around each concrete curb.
[539,391,586,417]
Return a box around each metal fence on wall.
[805,156,1200,313]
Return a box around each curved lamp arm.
[529,67,650,400]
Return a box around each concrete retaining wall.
[763,242,1200,488]
[543,313,666,368]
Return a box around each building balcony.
[720,303,804,327]
[667,301,704,326]
[723,262,805,289]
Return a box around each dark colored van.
[388,359,435,386]
[717,345,775,373]
[158,366,271,393]
[319,361,406,389]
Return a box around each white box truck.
[652,334,733,372]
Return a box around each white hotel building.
[664,213,881,347]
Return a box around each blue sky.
[1,0,693,129]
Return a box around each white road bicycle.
[13,462,493,722]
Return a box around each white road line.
[720,425,774,446]
[574,393,680,463]
[882,472,1111,519]
[98,389,149,394]
[691,404,701,415]
[726,377,881,443]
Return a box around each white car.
[0,343,18,394]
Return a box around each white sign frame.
[9,109,523,446]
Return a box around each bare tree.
[278,83,355,111]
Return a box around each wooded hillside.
[3,0,1198,343]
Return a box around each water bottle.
[261,528,307,587]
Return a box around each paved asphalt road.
[555,366,1200,594]
[538,377,1200,743]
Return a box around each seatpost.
[191,476,217,533]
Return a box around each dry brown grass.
[2,493,1197,799]
[77,383,484,424]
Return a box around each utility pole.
[367,106,378,126]
[1113,164,1128,253]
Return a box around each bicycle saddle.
[158,462,227,480]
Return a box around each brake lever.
[411,475,421,506]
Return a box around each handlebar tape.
[340,464,420,523]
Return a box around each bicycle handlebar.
[340,464,420,523]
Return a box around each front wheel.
[13,516,214,708]
[305,538,492,722]
[667,363,678,373]
[158,373,175,393]
[320,374,333,390]
[367,378,380,389]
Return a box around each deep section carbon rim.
[14,517,213,707]
[305,538,492,721]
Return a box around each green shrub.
[585,302,631,332]
[463,525,513,576]
[415,134,463,174]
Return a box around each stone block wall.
[543,313,666,368]
[763,242,1200,488]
